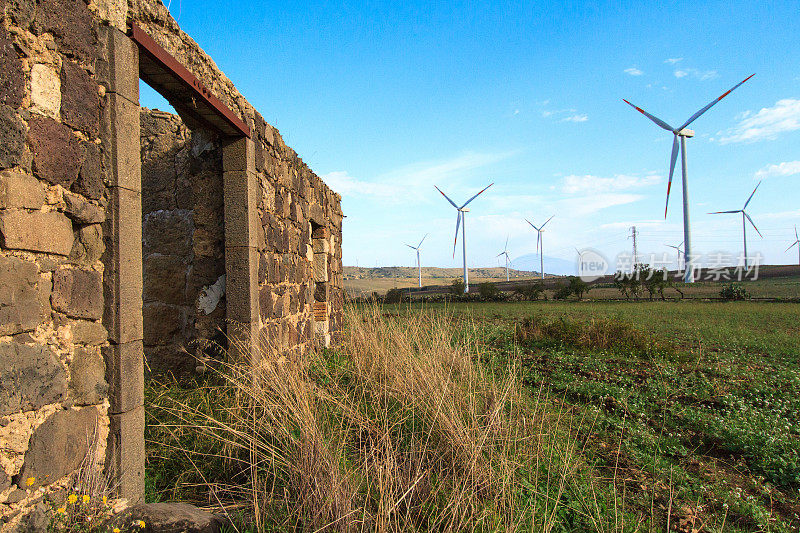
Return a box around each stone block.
[0,255,41,335]
[106,405,145,503]
[0,170,45,209]
[60,61,99,136]
[223,170,259,248]
[30,63,61,118]
[224,245,259,325]
[63,192,106,224]
[27,115,83,187]
[312,235,330,254]
[103,27,138,102]
[33,0,98,63]
[70,320,108,345]
[143,253,187,306]
[0,342,67,417]
[0,27,24,108]
[103,339,143,414]
[69,346,108,405]
[102,93,141,191]
[70,223,105,265]
[0,210,74,256]
[0,104,25,169]
[73,141,103,200]
[142,209,193,257]
[221,136,255,172]
[314,282,328,303]
[142,303,184,346]
[52,267,103,320]
[313,253,328,282]
[102,186,143,344]
[112,503,223,533]
[16,407,98,489]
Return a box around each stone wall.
[0,0,343,527]
[140,109,225,375]
[0,0,110,527]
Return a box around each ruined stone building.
[0,0,344,527]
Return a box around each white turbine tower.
[435,183,494,293]
[496,236,511,282]
[623,73,755,283]
[525,216,553,280]
[665,241,685,271]
[405,233,428,289]
[709,181,763,270]
[786,226,800,267]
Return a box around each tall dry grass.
[152,304,596,532]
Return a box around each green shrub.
[720,283,749,301]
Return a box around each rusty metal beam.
[130,23,251,138]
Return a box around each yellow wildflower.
[82,494,90,504]
[25,477,35,486]
[113,529,121,533]
[67,494,77,504]
[137,519,146,528]
[102,495,108,504]
[56,507,66,515]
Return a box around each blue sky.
[142,0,800,272]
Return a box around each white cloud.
[561,173,661,194]
[558,193,645,217]
[754,161,800,179]
[322,151,518,202]
[562,114,588,123]
[718,99,800,144]
[624,67,643,76]
[674,68,718,81]
[664,58,683,64]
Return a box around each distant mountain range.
[509,254,578,276]
[344,265,541,280]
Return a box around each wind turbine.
[786,226,800,267]
[709,181,762,270]
[665,241,685,271]
[405,233,428,289]
[496,236,511,281]
[435,183,494,293]
[525,216,553,280]
[623,73,755,283]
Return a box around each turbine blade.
[435,185,458,208]
[665,135,679,218]
[418,233,429,248]
[405,244,416,249]
[536,231,541,252]
[786,240,799,252]
[540,215,554,229]
[744,212,762,238]
[525,218,540,231]
[678,73,756,131]
[452,212,461,258]
[796,225,798,240]
[743,180,761,209]
[504,235,509,251]
[709,210,741,214]
[622,99,675,131]
[460,182,494,208]
[496,251,505,257]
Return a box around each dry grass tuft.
[150,304,594,532]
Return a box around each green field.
[145,299,800,531]
[411,300,800,531]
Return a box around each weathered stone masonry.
[0,0,343,528]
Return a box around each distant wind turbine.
[665,241,684,271]
[405,233,428,289]
[435,183,494,293]
[709,181,762,270]
[785,226,800,267]
[496,236,511,281]
[623,73,755,283]
[525,216,553,280]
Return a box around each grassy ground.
[144,300,800,531]
[410,300,800,531]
